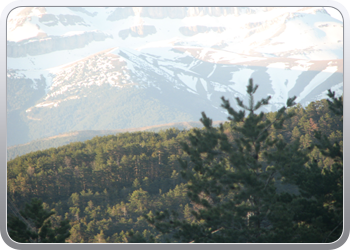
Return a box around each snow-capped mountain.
[7,7,343,146]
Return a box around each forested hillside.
[7,121,223,160]
[7,84,343,243]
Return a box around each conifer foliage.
[7,198,71,243]
[6,79,343,243]
[145,79,302,242]
[282,89,343,243]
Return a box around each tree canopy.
[7,79,343,243]
[144,79,343,243]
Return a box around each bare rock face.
[106,7,135,21]
[107,7,261,21]
[108,7,188,20]
[6,6,344,147]
[118,25,157,40]
[39,13,89,26]
[179,26,226,36]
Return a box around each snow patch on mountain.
[291,60,314,71]
[7,21,42,42]
[266,65,289,104]
[229,69,255,94]
[7,7,344,123]
[297,65,339,103]
[177,73,198,92]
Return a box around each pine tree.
[7,198,71,243]
[326,89,343,118]
[283,89,343,243]
[291,127,301,142]
[145,79,302,243]
[93,230,107,243]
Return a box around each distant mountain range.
[7,7,343,147]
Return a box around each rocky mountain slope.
[7,7,343,146]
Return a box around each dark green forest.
[7,80,343,243]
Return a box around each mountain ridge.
[7,120,223,160]
[7,7,343,146]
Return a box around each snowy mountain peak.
[7,7,343,146]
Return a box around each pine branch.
[323,220,343,243]
[7,195,36,232]
[263,171,276,191]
